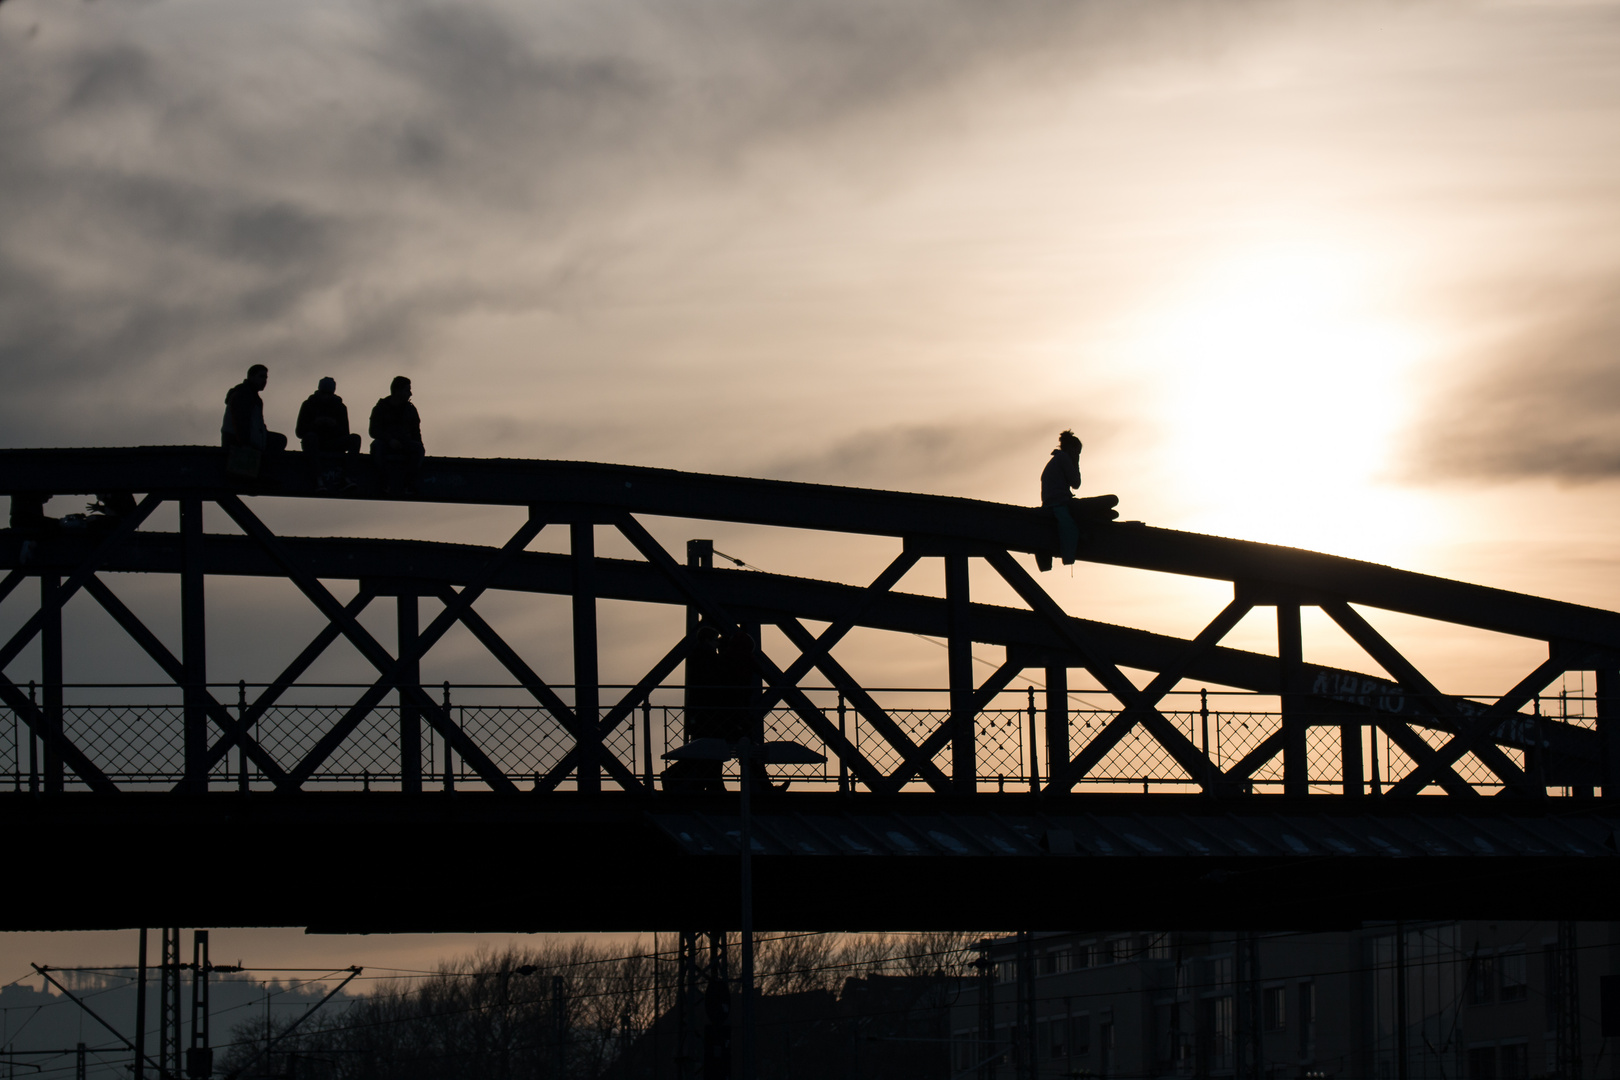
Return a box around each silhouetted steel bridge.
[2,446,1618,931]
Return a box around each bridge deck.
[3,792,1611,931]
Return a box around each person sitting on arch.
[296,376,362,493]
[1040,429,1084,570]
[369,375,424,496]
[221,364,289,454]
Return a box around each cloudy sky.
[5,0,1620,972]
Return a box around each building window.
[1071,1014,1091,1056]
[1051,948,1072,974]
[1155,1003,1175,1074]
[1470,954,1497,1005]
[1040,952,1057,976]
[1263,986,1286,1030]
[1298,982,1316,1058]
[1099,1021,1115,1079]
[1500,1043,1528,1080]
[1148,932,1174,960]
[1075,943,1093,970]
[1044,1018,1067,1059]
[1098,938,1117,965]
[1206,955,1233,993]
[953,1033,976,1072]
[1499,952,1527,1002]
[1204,996,1234,1073]
[1469,1046,1497,1080]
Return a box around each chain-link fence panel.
[66,705,185,779]
[448,705,572,778]
[3,688,1587,795]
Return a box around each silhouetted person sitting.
[1039,429,1084,571]
[296,376,362,493]
[369,375,424,496]
[221,364,288,458]
[9,493,55,531]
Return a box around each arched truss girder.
[0,447,1615,798]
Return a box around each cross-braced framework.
[1,445,1616,800]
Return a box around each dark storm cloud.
[1410,288,1620,482]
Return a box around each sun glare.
[1134,244,1437,561]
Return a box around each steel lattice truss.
[1,446,1615,801]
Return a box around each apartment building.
[950,923,1617,1080]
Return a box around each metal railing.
[4,682,1586,795]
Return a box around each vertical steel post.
[837,693,849,794]
[1045,666,1069,786]
[76,1044,85,1080]
[1556,921,1581,1080]
[1017,931,1035,1080]
[976,939,995,1080]
[738,743,755,1080]
[1341,719,1365,797]
[946,554,976,792]
[643,698,654,789]
[236,680,249,792]
[39,575,63,793]
[1277,602,1306,796]
[552,974,568,1079]
[1597,667,1620,799]
[27,681,38,793]
[1234,930,1261,1080]
[677,930,700,1080]
[441,681,454,792]
[1025,686,1039,793]
[1369,725,1383,796]
[1395,921,1408,1080]
[573,522,601,794]
[188,930,210,1080]
[396,594,421,794]
[180,499,207,793]
[685,541,713,759]
[1200,688,1211,760]
[160,927,181,1080]
[134,928,148,1080]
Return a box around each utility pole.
[1234,931,1262,1080]
[976,939,995,1080]
[1016,933,1035,1080]
[1556,922,1582,1080]
[1395,923,1409,1080]
[160,928,181,1080]
[187,931,211,1079]
[553,975,567,1080]
[134,929,148,1080]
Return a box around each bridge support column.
[1278,602,1307,797]
[180,498,206,793]
[946,554,976,792]
[397,594,421,794]
[573,523,600,794]
[39,573,63,793]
